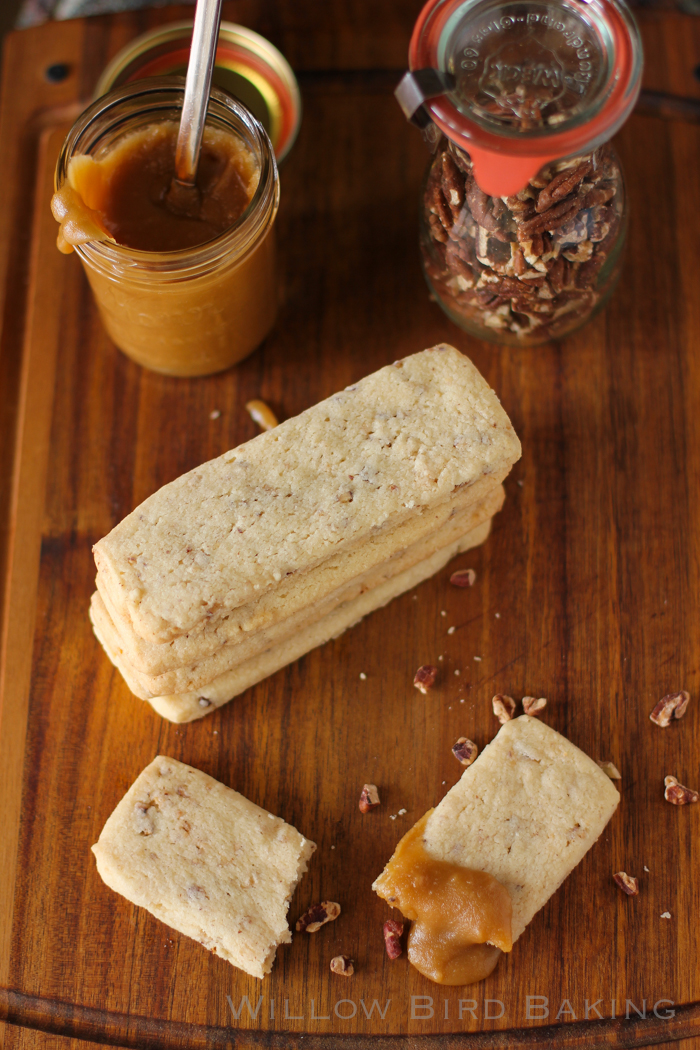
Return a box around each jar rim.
[409,0,642,160]
[54,76,279,277]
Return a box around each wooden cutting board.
[1,6,700,1049]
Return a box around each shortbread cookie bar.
[374,716,619,942]
[94,346,520,644]
[95,485,504,696]
[92,519,492,722]
[97,475,504,677]
[92,756,315,978]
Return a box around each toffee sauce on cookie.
[375,811,512,985]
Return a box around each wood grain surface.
[1,5,700,1049]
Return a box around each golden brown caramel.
[374,812,512,985]
[52,122,258,254]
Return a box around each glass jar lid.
[402,0,642,194]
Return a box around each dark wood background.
[1,4,700,1049]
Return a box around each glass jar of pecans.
[397,0,642,345]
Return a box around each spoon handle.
[174,0,224,186]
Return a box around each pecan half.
[613,871,639,896]
[494,275,541,298]
[466,177,509,241]
[414,665,438,694]
[450,568,476,587]
[296,901,341,933]
[330,955,354,976]
[428,211,449,244]
[440,152,466,221]
[511,245,527,275]
[547,255,566,294]
[650,691,690,727]
[452,737,478,766]
[433,188,453,233]
[575,252,605,290]
[664,775,698,805]
[383,919,404,959]
[492,693,516,723]
[359,783,380,813]
[535,161,592,213]
[522,696,547,716]
[518,196,581,237]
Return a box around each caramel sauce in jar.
[53,123,257,253]
[374,812,512,985]
[52,80,279,377]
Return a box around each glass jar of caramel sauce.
[52,78,280,376]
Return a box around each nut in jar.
[397,0,643,345]
[421,141,624,342]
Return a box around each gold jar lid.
[94,21,301,162]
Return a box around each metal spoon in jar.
[165,0,224,217]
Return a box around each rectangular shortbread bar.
[374,716,619,941]
[93,345,521,644]
[96,475,504,677]
[92,519,492,723]
[91,757,316,978]
[94,485,504,696]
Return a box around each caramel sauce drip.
[375,811,512,985]
[51,122,259,255]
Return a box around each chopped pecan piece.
[563,240,594,263]
[581,183,616,209]
[383,919,404,959]
[650,691,690,727]
[522,696,547,716]
[511,245,527,275]
[528,231,545,257]
[553,215,588,246]
[613,871,639,895]
[452,737,478,766]
[529,169,552,189]
[330,955,354,976]
[492,694,516,723]
[664,775,698,805]
[414,665,438,694]
[597,761,622,780]
[450,568,476,587]
[296,901,341,933]
[245,400,278,431]
[359,783,380,813]
[575,253,605,289]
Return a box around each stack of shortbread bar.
[90,345,521,722]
